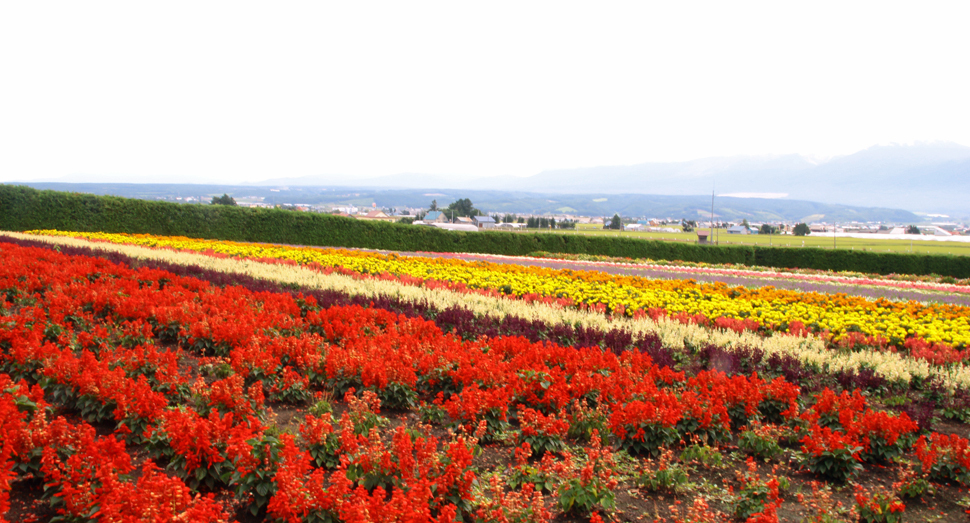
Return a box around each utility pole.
[710,182,715,244]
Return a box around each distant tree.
[517,217,525,224]
[608,214,622,230]
[211,194,237,206]
[557,219,576,229]
[741,218,750,228]
[681,219,696,232]
[527,216,538,228]
[906,225,921,235]
[502,213,515,223]
[793,223,811,236]
[398,217,415,225]
[429,200,438,211]
[760,224,777,235]
[549,217,556,229]
[445,198,481,218]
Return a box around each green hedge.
[2,184,968,278]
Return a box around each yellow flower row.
[27,230,970,348]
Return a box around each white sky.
[1,1,968,183]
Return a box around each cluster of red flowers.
[0,374,229,522]
[903,336,970,365]
[913,432,970,485]
[799,389,919,466]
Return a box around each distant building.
[363,210,389,219]
[430,223,479,232]
[423,211,448,223]
[473,216,496,229]
[726,225,749,235]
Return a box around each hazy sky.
[1,1,968,184]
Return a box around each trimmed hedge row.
[2,184,968,278]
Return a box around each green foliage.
[419,401,447,425]
[860,434,914,464]
[566,400,610,443]
[307,431,342,469]
[906,225,920,235]
[617,423,679,457]
[895,461,935,499]
[372,382,417,410]
[3,184,969,278]
[557,476,616,515]
[635,463,690,492]
[518,429,565,457]
[608,214,622,230]
[308,398,333,416]
[508,462,557,493]
[738,427,785,461]
[635,450,691,493]
[797,445,863,483]
[678,443,724,468]
[445,198,480,217]
[211,193,237,206]
[793,223,811,236]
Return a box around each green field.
[499,224,970,257]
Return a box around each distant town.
[187,193,969,238]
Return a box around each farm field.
[3,231,970,522]
[500,225,970,257]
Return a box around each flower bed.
[26,230,970,351]
[7,232,970,396]
[3,239,970,521]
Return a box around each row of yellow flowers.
[27,230,970,348]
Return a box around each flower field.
[3,232,970,522]
[26,231,970,362]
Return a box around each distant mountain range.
[9,143,966,221]
[251,142,970,216]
